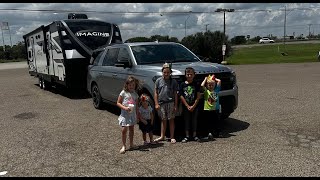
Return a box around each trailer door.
[46,31,55,76]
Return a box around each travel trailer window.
[64,20,112,50]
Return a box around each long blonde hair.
[123,76,142,92]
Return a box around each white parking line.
[0,171,8,176]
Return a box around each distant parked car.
[259,38,275,44]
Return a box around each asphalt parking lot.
[0,62,320,177]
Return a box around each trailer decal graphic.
[75,32,109,37]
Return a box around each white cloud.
[0,3,320,46]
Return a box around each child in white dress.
[116,76,141,154]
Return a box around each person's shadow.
[34,83,91,100]
[85,99,250,143]
[153,115,250,142]
[127,142,165,152]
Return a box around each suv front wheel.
[92,84,103,109]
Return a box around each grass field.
[227,43,320,65]
[1,43,320,65]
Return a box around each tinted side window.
[117,48,131,62]
[102,48,119,66]
[93,51,105,66]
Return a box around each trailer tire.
[91,84,103,109]
[39,77,44,89]
[43,80,51,90]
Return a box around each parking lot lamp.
[215,8,235,64]
[184,11,192,37]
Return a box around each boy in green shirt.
[200,74,222,139]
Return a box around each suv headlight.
[152,76,161,83]
[230,71,237,87]
[152,75,183,83]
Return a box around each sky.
[1,3,320,46]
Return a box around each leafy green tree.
[125,37,152,43]
[0,46,4,59]
[169,37,179,43]
[4,46,12,60]
[250,36,262,43]
[181,30,231,64]
[11,42,27,59]
[150,35,169,42]
[231,36,247,45]
[125,35,180,43]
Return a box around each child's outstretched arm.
[136,100,140,123]
[154,84,160,110]
[150,110,154,125]
[180,95,190,109]
[174,90,178,112]
[193,91,201,108]
[201,77,207,89]
[117,95,130,112]
[215,78,221,86]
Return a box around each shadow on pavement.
[153,116,250,142]
[73,94,250,142]
[34,84,91,99]
[222,117,250,137]
[128,142,165,152]
[34,84,91,100]
[100,103,121,116]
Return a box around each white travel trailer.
[23,13,122,91]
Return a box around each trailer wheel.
[42,79,46,90]
[43,80,51,90]
[92,84,103,109]
[39,77,44,89]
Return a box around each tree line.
[1,31,268,64]
[126,31,232,64]
[124,31,267,63]
[0,41,27,61]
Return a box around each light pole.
[1,27,4,52]
[215,8,235,64]
[283,5,286,48]
[308,24,312,37]
[184,13,191,37]
[283,5,294,51]
[205,24,209,32]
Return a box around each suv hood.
[136,62,233,75]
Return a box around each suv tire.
[92,84,103,109]
[221,112,231,120]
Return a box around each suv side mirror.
[115,58,131,68]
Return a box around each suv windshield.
[130,44,200,65]
[64,20,112,50]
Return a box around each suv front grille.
[175,72,234,91]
